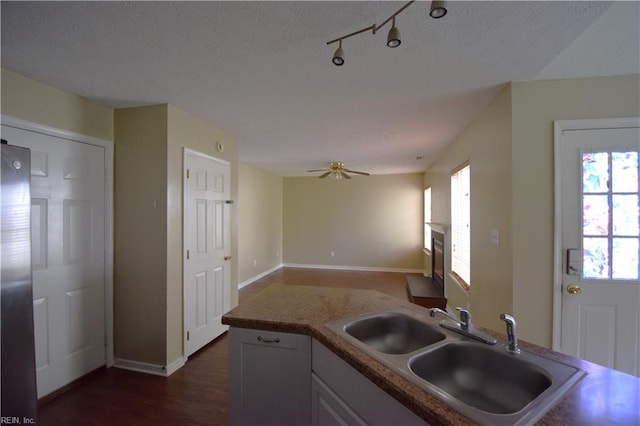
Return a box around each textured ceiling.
[1,1,638,176]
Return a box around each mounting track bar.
[326,0,416,45]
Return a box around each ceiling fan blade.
[307,168,330,172]
[340,171,352,179]
[344,169,370,176]
[319,171,332,179]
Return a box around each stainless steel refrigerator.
[1,140,38,422]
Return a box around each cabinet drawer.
[231,327,302,350]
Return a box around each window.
[424,187,432,251]
[582,151,639,280]
[451,162,470,288]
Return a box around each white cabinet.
[311,374,367,425]
[229,328,311,425]
[311,339,428,426]
[229,328,427,426]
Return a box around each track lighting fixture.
[386,17,401,48]
[332,40,344,66]
[429,0,447,19]
[327,0,447,65]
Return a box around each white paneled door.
[184,149,231,357]
[556,118,640,376]
[1,124,107,397]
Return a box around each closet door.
[2,124,106,398]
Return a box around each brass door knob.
[224,255,232,261]
[567,284,582,295]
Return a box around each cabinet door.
[312,339,427,426]
[312,374,367,426]
[229,328,311,426]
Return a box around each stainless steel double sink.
[325,307,585,425]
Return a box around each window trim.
[449,271,471,291]
[451,160,470,175]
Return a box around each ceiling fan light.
[429,0,447,19]
[387,17,401,48]
[308,162,368,179]
[332,41,345,66]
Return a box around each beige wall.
[1,68,113,141]
[238,163,283,284]
[166,105,239,363]
[425,75,640,346]
[511,74,640,347]
[115,104,239,366]
[283,173,424,270]
[114,105,169,364]
[2,69,238,367]
[425,85,513,333]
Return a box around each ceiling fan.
[307,162,370,180]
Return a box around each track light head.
[386,17,401,48]
[332,41,345,66]
[430,0,447,19]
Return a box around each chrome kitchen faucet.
[430,307,497,345]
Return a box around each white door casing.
[184,148,231,358]
[1,117,114,397]
[553,117,640,376]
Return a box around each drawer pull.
[257,336,280,344]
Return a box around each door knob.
[224,255,232,261]
[567,284,582,295]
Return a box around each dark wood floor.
[38,267,409,425]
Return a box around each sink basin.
[409,341,551,414]
[326,308,586,425]
[343,312,446,354]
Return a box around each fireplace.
[406,229,446,309]
[431,230,445,295]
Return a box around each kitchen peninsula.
[222,284,640,425]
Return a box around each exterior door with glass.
[556,118,639,376]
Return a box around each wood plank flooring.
[38,267,410,425]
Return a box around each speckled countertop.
[222,284,640,425]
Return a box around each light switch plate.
[490,229,500,245]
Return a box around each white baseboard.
[114,356,185,377]
[238,264,283,289]
[166,356,186,376]
[282,263,423,274]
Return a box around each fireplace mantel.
[425,222,449,234]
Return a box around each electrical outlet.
[330,251,335,258]
[253,259,257,267]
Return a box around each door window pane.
[612,152,638,192]
[583,237,609,279]
[583,152,609,193]
[583,195,609,236]
[612,194,639,236]
[612,238,639,279]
